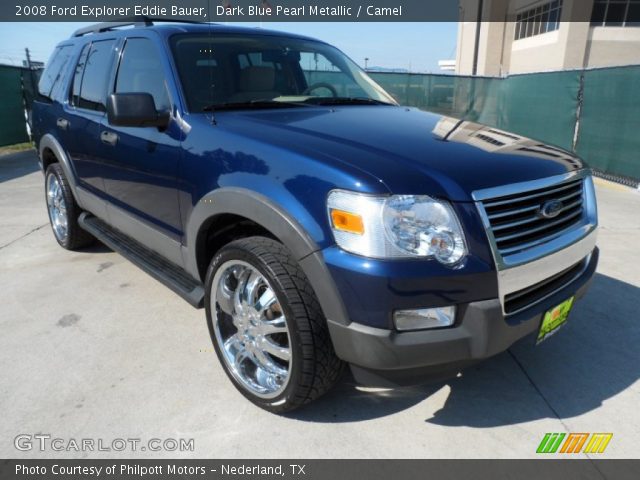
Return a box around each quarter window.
[38,45,73,101]
[77,39,116,112]
[115,38,170,111]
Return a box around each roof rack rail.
[71,16,205,37]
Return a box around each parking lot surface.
[1,150,639,459]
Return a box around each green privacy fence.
[0,65,32,147]
[1,63,637,181]
[369,66,640,183]
[475,71,581,152]
[576,67,640,181]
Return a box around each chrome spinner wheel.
[46,172,68,243]
[210,260,292,399]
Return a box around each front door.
[99,37,183,247]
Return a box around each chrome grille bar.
[478,177,585,258]
[491,198,583,232]
[481,180,581,208]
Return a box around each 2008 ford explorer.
[32,18,598,412]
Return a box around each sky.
[0,22,458,73]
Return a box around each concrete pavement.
[1,150,638,459]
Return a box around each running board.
[79,213,204,308]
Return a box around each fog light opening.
[394,306,456,331]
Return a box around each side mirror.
[107,93,169,128]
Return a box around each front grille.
[481,178,585,257]
[504,258,586,315]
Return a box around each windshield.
[169,33,397,112]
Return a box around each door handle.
[56,118,69,130]
[100,131,119,146]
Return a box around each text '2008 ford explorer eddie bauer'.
[32,18,598,413]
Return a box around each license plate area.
[536,296,574,345]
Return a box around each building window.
[514,0,563,40]
[591,0,640,27]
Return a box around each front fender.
[184,187,350,326]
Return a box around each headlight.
[327,190,467,265]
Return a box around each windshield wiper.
[302,97,395,106]
[202,99,311,112]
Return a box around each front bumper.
[327,247,598,386]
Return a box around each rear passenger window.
[70,43,90,107]
[38,45,73,101]
[115,38,170,111]
[77,39,115,112]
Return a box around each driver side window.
[115,38,170,111]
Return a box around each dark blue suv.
[32,18,598,412]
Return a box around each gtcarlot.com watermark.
[15,434,194,453]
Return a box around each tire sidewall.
[45,164,71,249]
[204,242,305,412]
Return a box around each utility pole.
[24,47,37,88]
[472,0,484,76]
[25,48,32,69]
[24,47,38,135]
[24,47,37,91]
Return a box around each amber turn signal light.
[330,209,365,235]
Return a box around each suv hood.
[218,106,584,201]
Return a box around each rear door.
[100,36,183,246]
[33,44,74,148]
[63,38,117,195]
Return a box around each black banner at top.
[4,0,602,22]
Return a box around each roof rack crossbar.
[72,16,204,37]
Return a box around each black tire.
[45,163,94,250]
[204,236,344,413]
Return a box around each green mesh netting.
[0,65,30,146]
[577,66,640,180]
[372,69,637,181]
[1,63,637,180]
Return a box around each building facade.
[456,0,640,76]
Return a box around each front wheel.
[204,237,344,413]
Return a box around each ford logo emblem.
[539,199,563,219]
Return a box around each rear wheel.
[45,163,94,250]
[204,236,344,413]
